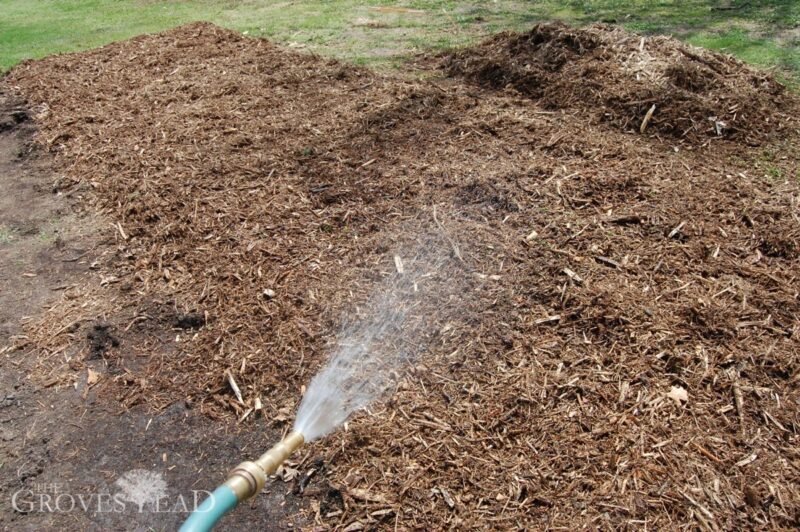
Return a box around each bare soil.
[0,93,306,531]
[1,22,799,530]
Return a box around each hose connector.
[222,431,305,502]
[223,461,266,501]
[180,431,306,531]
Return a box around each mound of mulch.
[442,22,792,142]
[4,22,800,529]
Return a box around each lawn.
[1,1,798,86]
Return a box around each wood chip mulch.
[3,21,799,530]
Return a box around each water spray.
[180,246,451,531]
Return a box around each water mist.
[181,237,457,532]
[294,252,436,440]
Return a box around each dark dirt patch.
[758,235,798,259]
[2,22,800,530]
[86,324,120,357]
[0,106,27,133]
[173,312,205,330]
[441,22,793,142]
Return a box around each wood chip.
[640,104,656,133]
[349,488,387,504]
[735,453,757,467]
[433,487,455,508]
[667,385,688,405]
[226,370,244,404]
[115,221,128,240]
[563,267,583,284]
[595,256,620,269]
[87,368,101,385]
[668,221,686,239]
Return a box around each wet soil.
[0,92,310,531]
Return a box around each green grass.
[755,145,797,181]
[0,1,798,85]
[0,225,15,244]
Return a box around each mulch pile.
[4,21,800,529]
[442,22,791,142]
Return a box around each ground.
[1,1,799,86]
[1,14,799,532]
[0,93,308,530]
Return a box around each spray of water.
[294,242,453,441]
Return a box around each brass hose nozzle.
[223,431,305,501]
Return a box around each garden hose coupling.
[222,431,305,502]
